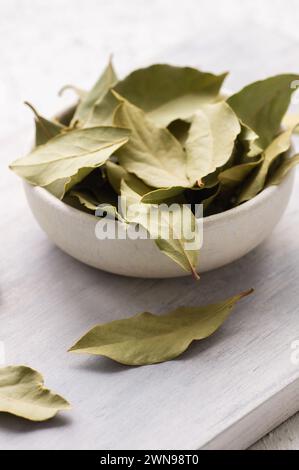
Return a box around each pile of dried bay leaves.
[10,61,299,278]
[4,62,299,421]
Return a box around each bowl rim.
[24,165,294,228]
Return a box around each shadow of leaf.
[0,412,72,435]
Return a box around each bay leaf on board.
[0,366,70,421]
[69,289,253,365]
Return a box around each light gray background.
[1,0,299,449]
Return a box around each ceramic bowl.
[23,161,295,278]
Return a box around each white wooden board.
[1,0,299,450]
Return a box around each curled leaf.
[114,64,227,127]
[0,366,70,421]
[58,84,87,99]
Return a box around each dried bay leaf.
[86,89,120,127]
[114,97,190,188]
[154,207,200,280]
[114,64,227,127]
[69,169,123,219]
[25,102,65,146]
[0,366,70,421]
[121,178,200,278]
[267,153,299,186]
[69,189,99,211]
[185,102,240,182]
[139,181,219,205]
[114,95,238,193]
[282,113,299,132]
[227,74,299,149]
[140,108,242,204]
[140,182,217,205]
[238,123,262,159]
[69,289,253,365]
[238,125,296,203]
[106,160,129,194]
[71,59,117,126]
[207,158,263,214]
[44,167,95,199]
[44,178,72,199]
[70,189,122,220]
[218,156,263,190]
[141,186,187,204]
[10,126,130,198]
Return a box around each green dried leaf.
[114,97,190,188]
[70,189,100,211]
[114,95,237,194]
[227,74,299,149]
[114,64,227,127]
[86,90,120,127]
[70,168,123,217]
[218,156,263,190]
[71,59,117,126]
[44,167,94,199]
[106,160,128,194]
[141,187,186,204]
[282,113,299,132]
[70,169,122,219]
[238,123,262,158]
[238,125,296,203]
[70,189,122,220]
[267,153,299,186]
[10,127,130,199]
[0,366,70,421]
[69,289,253,365]
[185,102,240,182]
[25,102,65,146]
[121,178,200,278]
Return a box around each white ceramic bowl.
[23,163,295,278]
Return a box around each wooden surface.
[1,0,299,450]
